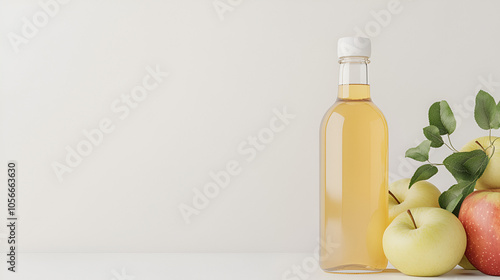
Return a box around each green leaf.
[439,181,476,216]
[409,164,438,188]
[429,101,456,135]
[445,194,463,215]
[474,90,500,129]
[439,183,464,209]
[405,140,432,162]
[443,150,489,182]
[496,100,500,128]
[423,125,444,148]
[463,151,489,179]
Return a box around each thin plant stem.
[486,137,500,150]
[447,134,458,152]
[476,141,486,152]
[440,141,456,152]
[389,191,401,204]
[407,210,418,229]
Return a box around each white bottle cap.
[337,37,371,58]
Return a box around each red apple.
[458,189,500,276]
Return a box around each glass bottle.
[320,37,388,273]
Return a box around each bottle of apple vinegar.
[320,37,388,273]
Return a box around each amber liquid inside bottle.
[320,57,388,273]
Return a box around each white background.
[1,0,500,256]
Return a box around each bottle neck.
[338,57,370,100]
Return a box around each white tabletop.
[2,253,493,280]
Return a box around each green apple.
[388,179,441,224]
[383,207,467,276]
[461,136,500,189]
[458,254,476,270]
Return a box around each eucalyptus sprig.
[404,90,500,216]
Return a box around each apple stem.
[475,141,486,152]
[389,190,401,204]
[407,209,417,229]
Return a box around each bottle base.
[322,264,384,274]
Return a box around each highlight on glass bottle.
[320,37,389,273]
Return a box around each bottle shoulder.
[323,99,386,117]
[321,99,387,128]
